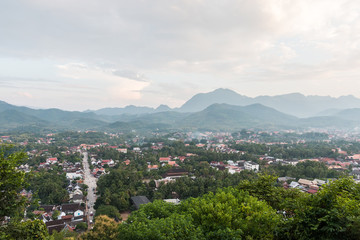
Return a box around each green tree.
[76,222,88,231]
[0,219,49,240]
[0,145,28,220]
[95,205,121,220]
[282,177,360,240]
[80,215,119,240]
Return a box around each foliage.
[237,174,306,211]
[266,160,342,179]
[80,215,119,240]
[76,222,88,231]
[51,230,78,240]
[95,205,121,220]
[52,210,60,220]
[120,187,280,240]
[28,171,68,205]
[282,177,360,240]
[0,219,49,240]
[95,168,148,212]
[0,145,28,219]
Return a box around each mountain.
[178,103,298,130]
[334,108,360,120]
[0,109,49,130]
[0,101,106,130]
[178,89,360,117]
[315,108,342,116]
[179,88,250,113]
[155,104,171,113]
[93,105,154,116]
[2,94,360,132]
[92,104,172,116]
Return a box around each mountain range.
[1,89,360,132]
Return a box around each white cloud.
[1,0,360,109]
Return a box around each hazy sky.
[1,0,360,110]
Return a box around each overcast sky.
[1,0,360,110]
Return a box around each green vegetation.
[85,175,360,240]
[28,171,69,205]
[0,145,28,219]
[266,161,343,179]
[0,145,49,239]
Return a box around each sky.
[1,0,360,111]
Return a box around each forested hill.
[0,99,360,132]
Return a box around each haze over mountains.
[2,88,360,132]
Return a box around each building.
[130,196,151,209]
[244,161,259,172]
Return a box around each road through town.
[82,151,97,225]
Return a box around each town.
[2,128,360,238]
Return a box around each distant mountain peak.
[155,104,171,112]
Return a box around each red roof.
[159,157,171,162]
[47,157,58,161]
[307,189,318,194]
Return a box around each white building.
[244,161,259,172]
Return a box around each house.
[130,196,151,210]
[162,168,188,178]
[167,161,179,167]
[278,177,295,182]
[74,209,84,217]
[61,203,83,215]
[226,165,243,174]
[72,193,84,203]
[45,219,72,234]
[298,179,316,187]
[101,159,115,167]
[313,179,326,186]
[244,161,259,171]
[159,157,171,162]
[39,205,55,213]
[289,181,300,188]
[46,157,58,164]
[66,172,82,180]
[307,189,318,194]
[352,170,360,179]
[154,177,176,188]
[164,199,181,205]
[147,165,158,171]
[117,148,127,153]
[285,160,299,166]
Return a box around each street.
[82,151,97,226]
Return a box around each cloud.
[1,0,360,109]
[112,70,148,82]
[16,91,33,99]
[57,62,150,101]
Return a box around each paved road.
[82,151,97,225]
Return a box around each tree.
[80,215,119,240]
[280,177,360,240]
[120,188,280,239]
[0,145,28,220]
[95,205,121,220]
[76,222,88,231]
[0,219,49,240]
[52,210,60,220]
